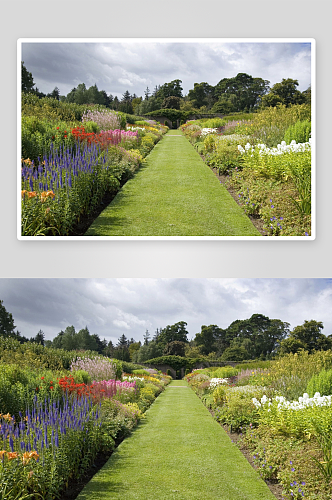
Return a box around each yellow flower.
[0,450,6,459]
[7,452,19,460]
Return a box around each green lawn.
[85,130,261,236]
[76,380,276,500]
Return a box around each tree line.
[1,300,329,362]
[22,61,311,117]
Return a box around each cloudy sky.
[0,278,330,344]
[20,39,312,99]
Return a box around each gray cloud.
[0,279,330,344]
[20,40,312,98]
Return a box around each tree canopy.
[279,320,331,354]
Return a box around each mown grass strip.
[76,380,276,500]
[85,130,261,236]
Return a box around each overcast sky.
[0,278,330,344]
[20,39,312,99]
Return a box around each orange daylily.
[22,451,39,465]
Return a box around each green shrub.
[214,385,274,430]
[210,366,238,378]
[0,363,64,418]
[71,369,92,385]
[198,117,225,128]
[236,360,271,371]
[100,399,142,448]
[21,116,79,163]
[133,120,151,126]
[306,369,332,397]
[247,103,311,147]
[204,134,250,174]
[283,120,311,144]
[132,369,150,376]
[121,361,146,374]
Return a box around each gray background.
[3,0,329,278]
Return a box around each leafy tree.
[261,78,305,108]
[104,340,115,357]
[129,341,141,360]
[60,325,77,351]
[220,345,248,361]
[75,83,88,105]
[100,90,112,108]
[260,93,284,108]
[91,333,107,354]
[112,96,120,110]
[117,333,129,347]
[152,328,162,342]
[143,329,150,345]
[31,329,45,346]
[157,79,183,99]
[119,90,133,114]
[136,95,163,115]
[161,96,181,110]
[132,340,163,363]
[47,87,60,101]
[113,333,131,361]
[211,94,237,114]
[156,321,189,348]
[21,62,35,93]
[132,96,142,114]
[152,85,160,97]
[214,73,269,112]
[86,84,105,105]
[279,320,331,354]
[188,82,215,109]
[52,330,64,349]
[163,341,187,356]
[184,342,205,358]
[224,314,289,359]
[66,87,77,103]
[0,300,17,338]
[194,324,225,355]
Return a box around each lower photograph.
[0,277,330,500]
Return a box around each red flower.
[56,127,59,130]
[41,377,44,380]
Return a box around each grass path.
[85,130,261,236]
[76,381,276,500]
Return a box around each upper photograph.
[18,38,315,240]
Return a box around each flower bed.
[0,346,171,499]
[180,105,312,236]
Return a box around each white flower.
[210,377,228,389]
